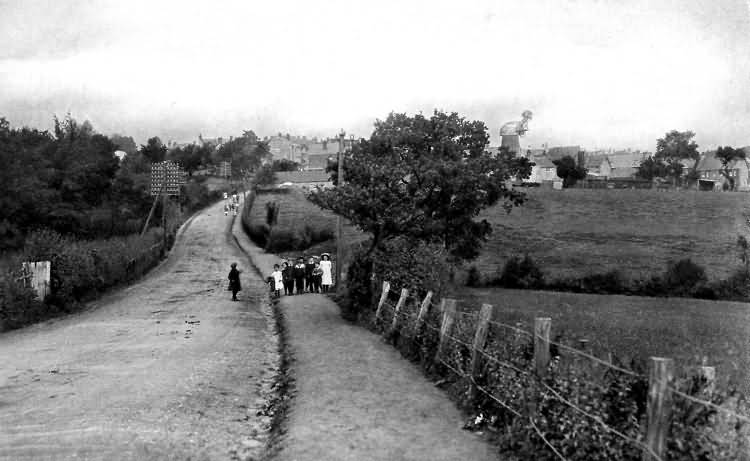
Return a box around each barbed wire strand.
[538,380,664,461]
[543,337,645,378]
[473,381,523,418]
[668,386,750,425]
[477,349,532,376]
[488,319,533,337]
[529,417,569,461]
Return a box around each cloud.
[1,0,749,149]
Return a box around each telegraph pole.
[336,129,345,293]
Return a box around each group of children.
[223,191,241,216]
[268,253,333,298]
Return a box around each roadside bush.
[246,223,270,247]
[0,266,48,331]
[548,269,629,295]
[265,227,295,253]
[663,258,707,296]
[465,265,482,287]
[496,255,544,289]
[20,228,162,312]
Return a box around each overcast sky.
[1,0,749,151]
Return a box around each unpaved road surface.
[0,201,279,461]
[246,245,496,461]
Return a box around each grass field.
[248,189,367,262]
[475,188,750,282]
[248,187,750,389]
[455,285,750,390]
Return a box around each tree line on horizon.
[0,115,270,251]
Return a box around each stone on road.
[0,200,278,461]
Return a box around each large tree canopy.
[309,110,531,260]
[715,146,747,191]
[654,130,699,184]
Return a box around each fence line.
[668,386,750,425]
[374,279,739,461]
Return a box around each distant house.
[114,150,127,162]
[607,151,647,178]
[695,149,750,191]
[584,155,612,178]
[306,153,333,171]
[274,170,333,190]
[526,153,560,183]
[546,146,581,163]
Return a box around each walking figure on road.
[228,262,242,301]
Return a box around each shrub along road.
[240,229,496,461]
[0,200,279,460]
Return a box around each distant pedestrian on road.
[281,261,294,295]
[224,204,229,216]
[320,253,333,293]
[293,257,306,294]
[228,262,242,301]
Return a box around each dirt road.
[0,201,279,461]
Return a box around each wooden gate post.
[468,304,493,401]
[434,299,457,362]
[389,288,409,335]
[414,291,433,336]
[643,357,674,461]
[375,281,390,324]
[534,317,551,376]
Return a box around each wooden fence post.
[434,299,457,362]
[414,291,433,335]
[468,304,493,401]
[375,281,390,324]
[643,357,674,461]
[534,317,551,376]
[389,288,409,335]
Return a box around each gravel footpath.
[236,225,496,461]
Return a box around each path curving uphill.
[241,232,496,461]
[0,200,279,461]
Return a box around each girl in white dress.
[319,253,333,293]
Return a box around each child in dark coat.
[281,261,294,295]
[304,257,316,292]
[312,262,323,293]
[292,257,306,294]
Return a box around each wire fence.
[370,279,750,461]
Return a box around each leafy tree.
[168,144,203,175]
[110,134,137,156]
[140,136,167,163]
[254,163,276,186]
[553,155,587,188]
[636,155,668,181]
[715,146,747,191]
[655,130,699,185]
[309,110,531,260]
[215,132,269,175]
